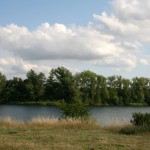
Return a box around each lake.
[0,105,150,126]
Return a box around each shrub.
[59,100,90,119]
[120,113,150,135]
[130,112,150,126]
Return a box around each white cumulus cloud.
[0,0,150,78]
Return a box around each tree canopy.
[0,66,150,106]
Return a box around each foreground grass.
[0,117,150,150]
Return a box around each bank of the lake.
[0,100,149,107]
[0,118,149,150]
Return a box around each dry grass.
[29,117,100,129]
[0,117,100,130]
[0,117,150,150]
[0,117,25,128]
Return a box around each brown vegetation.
[0,117,150,150]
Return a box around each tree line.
[0,66,150,105]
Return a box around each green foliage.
[107,76,119,105]
[59,100,90,119]
[120,112,150,135]
[96,75,109,105]
[75,70,97,104]
[130,112,150,126]
[0,73,6,97]
[131,77,145,103]
[0,67,150,106]
[46,67,80,103]
[2,77,26,101]
[25,70,46,101]
[75,71,109,105]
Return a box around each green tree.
[142,78,150,105]
[95,75,109,105]
[121,78,131,104]
[131,77,145,103]
[107,76,119,105]
[46,66,79,102]
[2,77,26,102]
[25,70,46,101]
[114,76,131,105]
[75,70,97,104]
[0,73,6,101]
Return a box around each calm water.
[0,105,150,126]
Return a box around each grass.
[120,125,150,135]
[0,117,150,150]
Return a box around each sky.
[0,0,150,79]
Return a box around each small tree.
[60,100,90,119]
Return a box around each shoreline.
[0,101,149,107]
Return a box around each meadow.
[0,117,149,150]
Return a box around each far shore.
[0,100,149,107]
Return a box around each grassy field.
[0,117,149,150]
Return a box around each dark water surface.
[0,105,150,126]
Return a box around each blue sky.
[0,0,109,28]
[0,0,150,79]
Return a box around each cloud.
[94,55,136,71]
[94,0,150,43]
[0,0,150,78]
[111,0,150,21]
[0,22,142,77]
[93,12,139,35]
[0,57,51,78]
[0,23,125,60]
[140,58,149,65]
[93,0,150,72]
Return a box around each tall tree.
[0,73,6,101]
[75,70,97,104]
[96,75,109,105]
[25,70,46,101]
[2,77,26,101]
[131,77,145,103]
[107,76,119,105]
[142,78,150,105]
[46,67,79,102]
[121,78,131,104]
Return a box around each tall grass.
[31,117,101,129]
[0,117,100,130]
[0,117,24,128]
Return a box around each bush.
[130,112,150,126]
[120,113,150,135]
[59,100,90,119]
